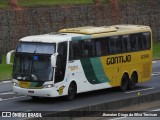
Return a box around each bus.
[7,24,152,100]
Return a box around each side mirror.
[51,53,58,67]
[6,50,15,64]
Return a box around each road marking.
[0,81,12,85]
[152,72,160,76]
[152,60,160,63]
[0,96,26,102]
[125,87,155,94]
[0,92,15,95]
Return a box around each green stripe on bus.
[80,58,101,84]
[90,58,110,83]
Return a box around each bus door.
[54,42,67,83]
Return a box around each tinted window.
[69,41,83,60]
[109,37,117,54]
[130,34,138,51]
[83,40,95,58]
[115,36,123,53]
[142,32,151,50]
[137,33,144,50]
[122,35,131,52]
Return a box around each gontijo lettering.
[106,55,131,65]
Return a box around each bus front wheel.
[120,74,129,91]
[67,82,77,101]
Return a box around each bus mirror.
[6,50,15,64]
[51,53,58,67]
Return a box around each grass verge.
[0,55,13,81]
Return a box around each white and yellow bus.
[7,25,152,100]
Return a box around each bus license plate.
[28,91,34,93]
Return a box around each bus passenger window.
[122,35,131,52]
[137,33,144,50]
[70,41,83,60]
[100,38,109,56]
[83,40,95,58]
[130,34,138,51]
[109,37,117,54]
[115,36,123,53]
[95,40,101,57]
[143,32,151,50]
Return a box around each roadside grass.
[153,41,160,59]
[0,0,94,8]
[0,55,13,81]
[0,0,140,9]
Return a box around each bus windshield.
[13,42,56,81]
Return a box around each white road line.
[0,92,15,95]
[0,81,12,85]
[150,109,160,112]
[125,87,155,94]
[0,96,26,102]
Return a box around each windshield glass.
[17,42,55,54]
[13,54,53,81]
[13,42,56,81]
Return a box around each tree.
[8,0,22,10]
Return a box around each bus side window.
[122,35,131,52]
[95,40,101,57]
[130,34,138,51]
[109,37,117,54]
[137,33,144,50]
[115,36,123,53]
[143,32,151,50]
[83,39,95,58]
[100,38,109,56]
[70,41,83,60]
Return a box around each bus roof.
[20,25,151,43]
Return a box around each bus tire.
[120,74,129,91]
[128,72,138,90]
[67,82,77,101]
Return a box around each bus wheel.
[128,72,137,90]
[67,82,77,101]
[120,74,129,91]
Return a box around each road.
[0,61,160,119]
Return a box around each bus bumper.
[13,86,61,97]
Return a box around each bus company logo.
[68,65,79,71]
[106,55,131,65]
[57,86,65,95]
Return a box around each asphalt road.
[0,61,160,119]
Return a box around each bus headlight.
[43,84,54,88]
[13,82,19,87]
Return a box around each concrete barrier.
[29,91,160,120]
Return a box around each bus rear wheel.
[128,72,137,90]
[67,82,77,101]
[120,74,129,91]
